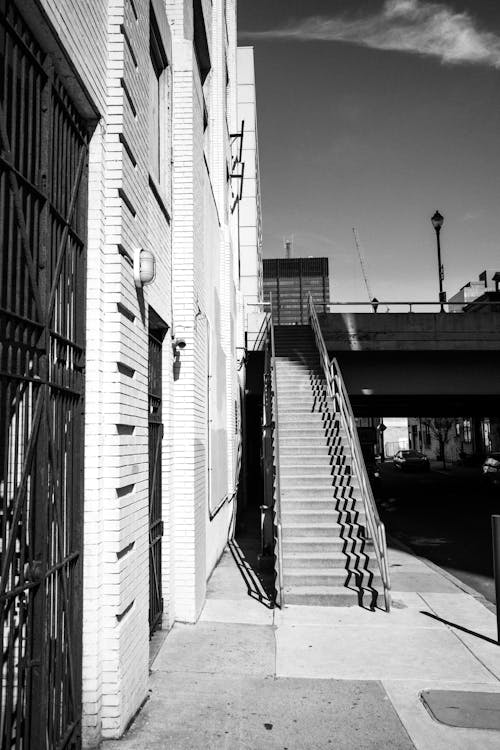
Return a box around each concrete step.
[277,387,320,394]
[282,522,343,538]
[279,451,345,462]
[279,415,324,426]
[281,487,361,501]
[283,568,350,587]
[279,429,327,440]
[283,551,347,568]
[280,478,334,491]
[284,586,359,607]
[275,356,319,363]
[280,475,357,490]
[277,388,321,395]
[281,497,362,512]
[276,372,324,380]
[276,382,323,391]
[277,405,317,413]
[279,440,328,451]
[279,458,337,470]
[282,537,345,553]
[281,509,366,525]
[275,369,321,376]
[275,356,319,362]
[281,473,336,485]
[278,431,346,445]
[281,464,351,476]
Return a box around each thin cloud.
[241,0,500,69]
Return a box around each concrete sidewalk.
[105,544,500,749]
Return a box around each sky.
[237,1,500,304]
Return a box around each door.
[148,324,165,636]
[1,2,89,746]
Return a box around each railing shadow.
[420,611,499,645]
[229,506,275,609]
[315,386,382,611]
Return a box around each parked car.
[393,450,430,472]
[482,453,500,486]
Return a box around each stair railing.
[308,294,392,612]
[262,300,284,607]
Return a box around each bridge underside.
[331,350,500,418]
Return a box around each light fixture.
[133,248,156,288]
[430,211,446,312]
[172,337,186,351]
[431,210,444,231]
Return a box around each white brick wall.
[30,0,255,743]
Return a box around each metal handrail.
[253,310,271,352]
[308,293,391,611]
[269,308,284,607]
[261,301,284,607]
[228,426,243,542]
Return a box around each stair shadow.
[316,394,383,611]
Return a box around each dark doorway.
[148,313,167,636]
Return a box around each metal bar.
[269,301,284,606]
[0,99,44,321]
[0,389,43,596]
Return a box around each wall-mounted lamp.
[133,248,156,288]
[172,337,186,351]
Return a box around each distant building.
[382,418,409,458]
[448,269,500,311]
[407,416,500,463]
[263,257,329,325]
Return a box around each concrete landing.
[105,543,500,750]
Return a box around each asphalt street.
[375,461,499,604]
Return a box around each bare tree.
[422,418,455,469]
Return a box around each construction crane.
[352,227,382,312]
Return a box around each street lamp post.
[431,210,446,312]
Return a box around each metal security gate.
[0,1,89,747]
[148,327,164,637]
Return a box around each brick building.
[0,0,261,747]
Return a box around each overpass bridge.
[318,311,500,416]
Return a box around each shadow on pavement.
[230,504,275,608]
[420,610,499,646]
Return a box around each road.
[375,461,499,604]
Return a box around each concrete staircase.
[274,325,380,607]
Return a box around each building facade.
[448,269,500,311]
[263,257,329,325]
[0,1,261,747]
[408,416,500,464]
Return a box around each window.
[149,6,169,184]
[463,418,472,444]
[193,0,211,84]
[424,423,431,448]
[482,418,492,453]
